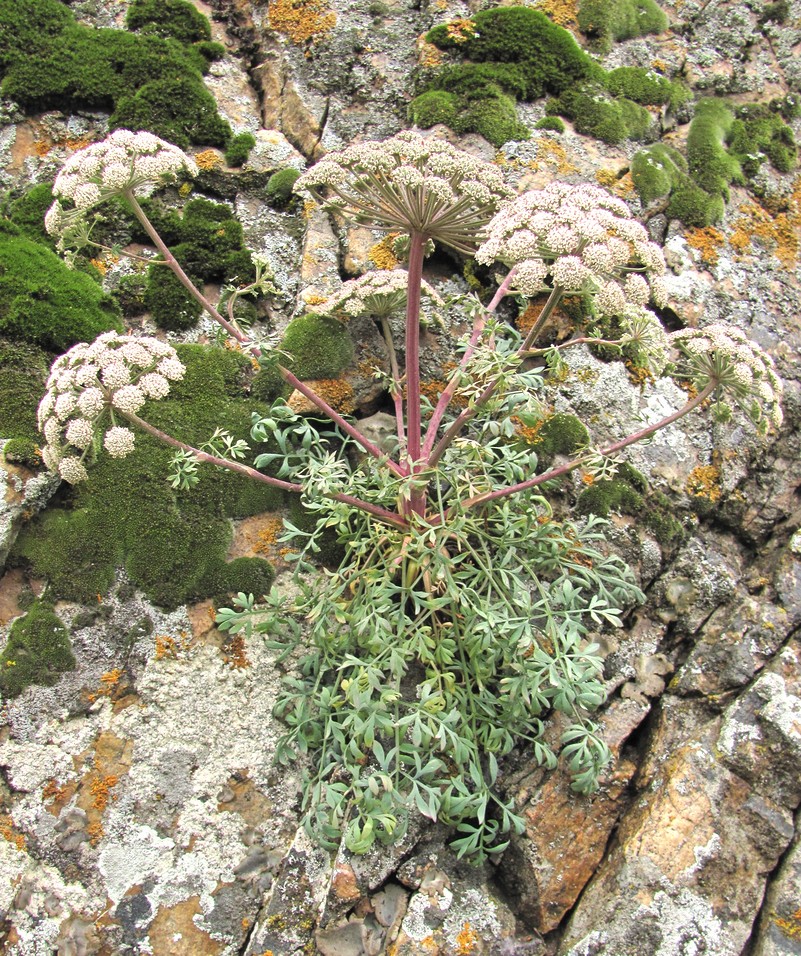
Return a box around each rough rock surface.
[1,0,801,954]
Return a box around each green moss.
[409,90,459,131]
[578,0,668,52]
[3,437,41,468]
[266,168,302,208]
[225,132,257,168]
[631,143,686,204]
[534,116,566,133]
[727,104,797,177]
[110,74,231,150]
[113,273,149,318]
[11,345,281,609]
[251,357,292,403]
[0,602,75,698]
[0,0,229,148]
[7,184,56,247]
[143,198,255,331]
[577,466,686,546]
[453,88,530,147]
[126,0,211,44]
[0,224,122,351]
[686,98,742,199]
[281,313,354,381]
[604,67,688,110]
[665,178,725,227]
[552,87,652,144]
[0,339,49,442]
[529,413,590,466]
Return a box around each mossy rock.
[266,168,302,208]
[577,462,686,546]
[0,0,229,149]
[534,116,566,133]
[631,142,724,226]
[142,198,256,331]
[605,67,689,111]
[578,0,668,52]
[409,90,459,131]
[126,0,212,44]
[0,603,76,699]
[527,413,590,467]
[11,345,282,609]
[686,99,742,199]
[225,132,257,168]
[281,313,355,381]
[0,224,122,351]
[552,87,653,144]
[3,437,42,468]
[0,338,50,442]
[6,184,56,247]
[110,73,231,150]
[727,103,797,177]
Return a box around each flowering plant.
[41,130,782,859]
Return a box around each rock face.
[1,0,801,954]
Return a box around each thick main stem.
[124,190,253,351]
[404,232,427,517]
[450,381,716,516]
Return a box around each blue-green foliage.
[0,0,230,148]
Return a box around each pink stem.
[421,267,518,459]
[280,366,407,478]
[447,381,717,517]
[125,191,255,352]
[123,411,409,531]
[404,233,427,517]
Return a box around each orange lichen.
[686,464,722,502]
[42,779,69,803]
[86,668,126,703]
[87,821,105,846]
[89,774,119,813]
[225,634,251,670]
[302,292,329,307]
[368,234,401,270]
[154,634,179,660]
[625,360,653,387]
[311,378,356,413]
[512,415,544,445]
[0,814,26,851]
[537,0,579,26]
[446,18,478,42]
[686,226,725,267]
[194,149,222,171]
[729,177,801,269]
[417,37,444,69]
[455,921,480,955]
[535,136,579,175]
[581,472,595,485]
[253,516,286,556]
[268,0,336,45]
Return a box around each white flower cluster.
[315,270,445,325]
[38,332,185,483]
[294,130,514,255]
[44,130,198,239]
[671,323,783,431]
[476,182,668,318]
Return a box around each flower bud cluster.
[671,323,783,431]
[476,182,668,318]
[44,130,198,243]
[37,332,186,483]
[294,131,514,255]
[316,270,444,325]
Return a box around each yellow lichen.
[774,907,801,941]
[729,176,801,269]
[194,149,222,171]
[686,226,725,267]
[368,234,401,270]
[455,922,480,954]
[446,18,478,42]
[87,821,105,846]
[536,0,579,26]
[154,634,179,660]
[178,181,193,198]
[686,464,722,502]
[225,634,251,670]
[418,37,444,69]
[313,378,356,413]
[268,0,336,45]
